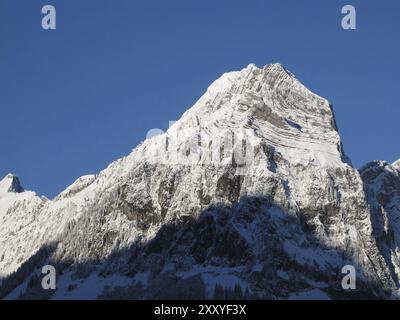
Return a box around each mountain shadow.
[0,195,392,300]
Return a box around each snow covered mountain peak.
[1,63,399,299]
[161,63,347,171]
[393,159,400,170]
[197,63,296,103]
[0,173,24,194]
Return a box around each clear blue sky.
[0,0,399,198]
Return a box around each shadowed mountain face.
[0,196,388,300]
[0,64,398,299]
[360,161,400,287]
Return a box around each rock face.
[360,160,400,288]
[0,63,398,299]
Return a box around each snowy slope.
[0,175,45,277]
[393,159,400,170]
[0,63,399,299]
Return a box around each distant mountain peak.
[0,173,24,194]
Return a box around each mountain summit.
[0,174,24,194]
[0,63,399,300]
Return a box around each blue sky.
[0,0,399,197]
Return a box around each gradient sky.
[0,0,399,198]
